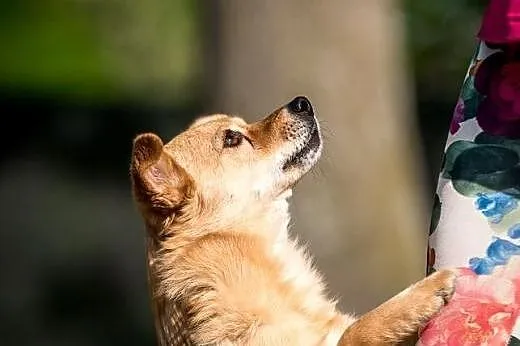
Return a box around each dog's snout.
[287,96,313,117]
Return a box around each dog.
[130,96,456,345]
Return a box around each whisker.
[318,119,336,139]
[309,164,325,180]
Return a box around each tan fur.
[130,98,456,345]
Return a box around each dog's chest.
[272,237,332,310]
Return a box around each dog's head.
[130,96,322,236]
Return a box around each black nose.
[287,96,313,117]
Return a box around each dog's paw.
[412,269,458,322]
[430,269,457,304]
[337,269,459,345]
[337,270,459,345]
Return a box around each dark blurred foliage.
[403,0,489,183]
[0,0,490,344]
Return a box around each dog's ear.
[130,133,192,212]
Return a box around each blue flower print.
[469,257,495,275]
[475,192,518,223]
[469,238,520,275]
[508,224,520,239]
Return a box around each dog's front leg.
[337,269,457,345]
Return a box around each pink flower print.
[450,99,465,135]
[419,258,520,346]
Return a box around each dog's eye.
[223,130,243,148]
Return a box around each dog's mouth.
[282,125,322,171]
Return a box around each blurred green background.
[0,1,487,345]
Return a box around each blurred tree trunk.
[206,0,428,314]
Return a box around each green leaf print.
[509,336,520,346]
[442,135,520,197]
[460,75,483,120]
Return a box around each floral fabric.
[479,0,520,44]
[421,40,520,346]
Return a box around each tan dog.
[130,97,456,345]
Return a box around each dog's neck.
[269,189,293,254]
[153,188,293,250]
